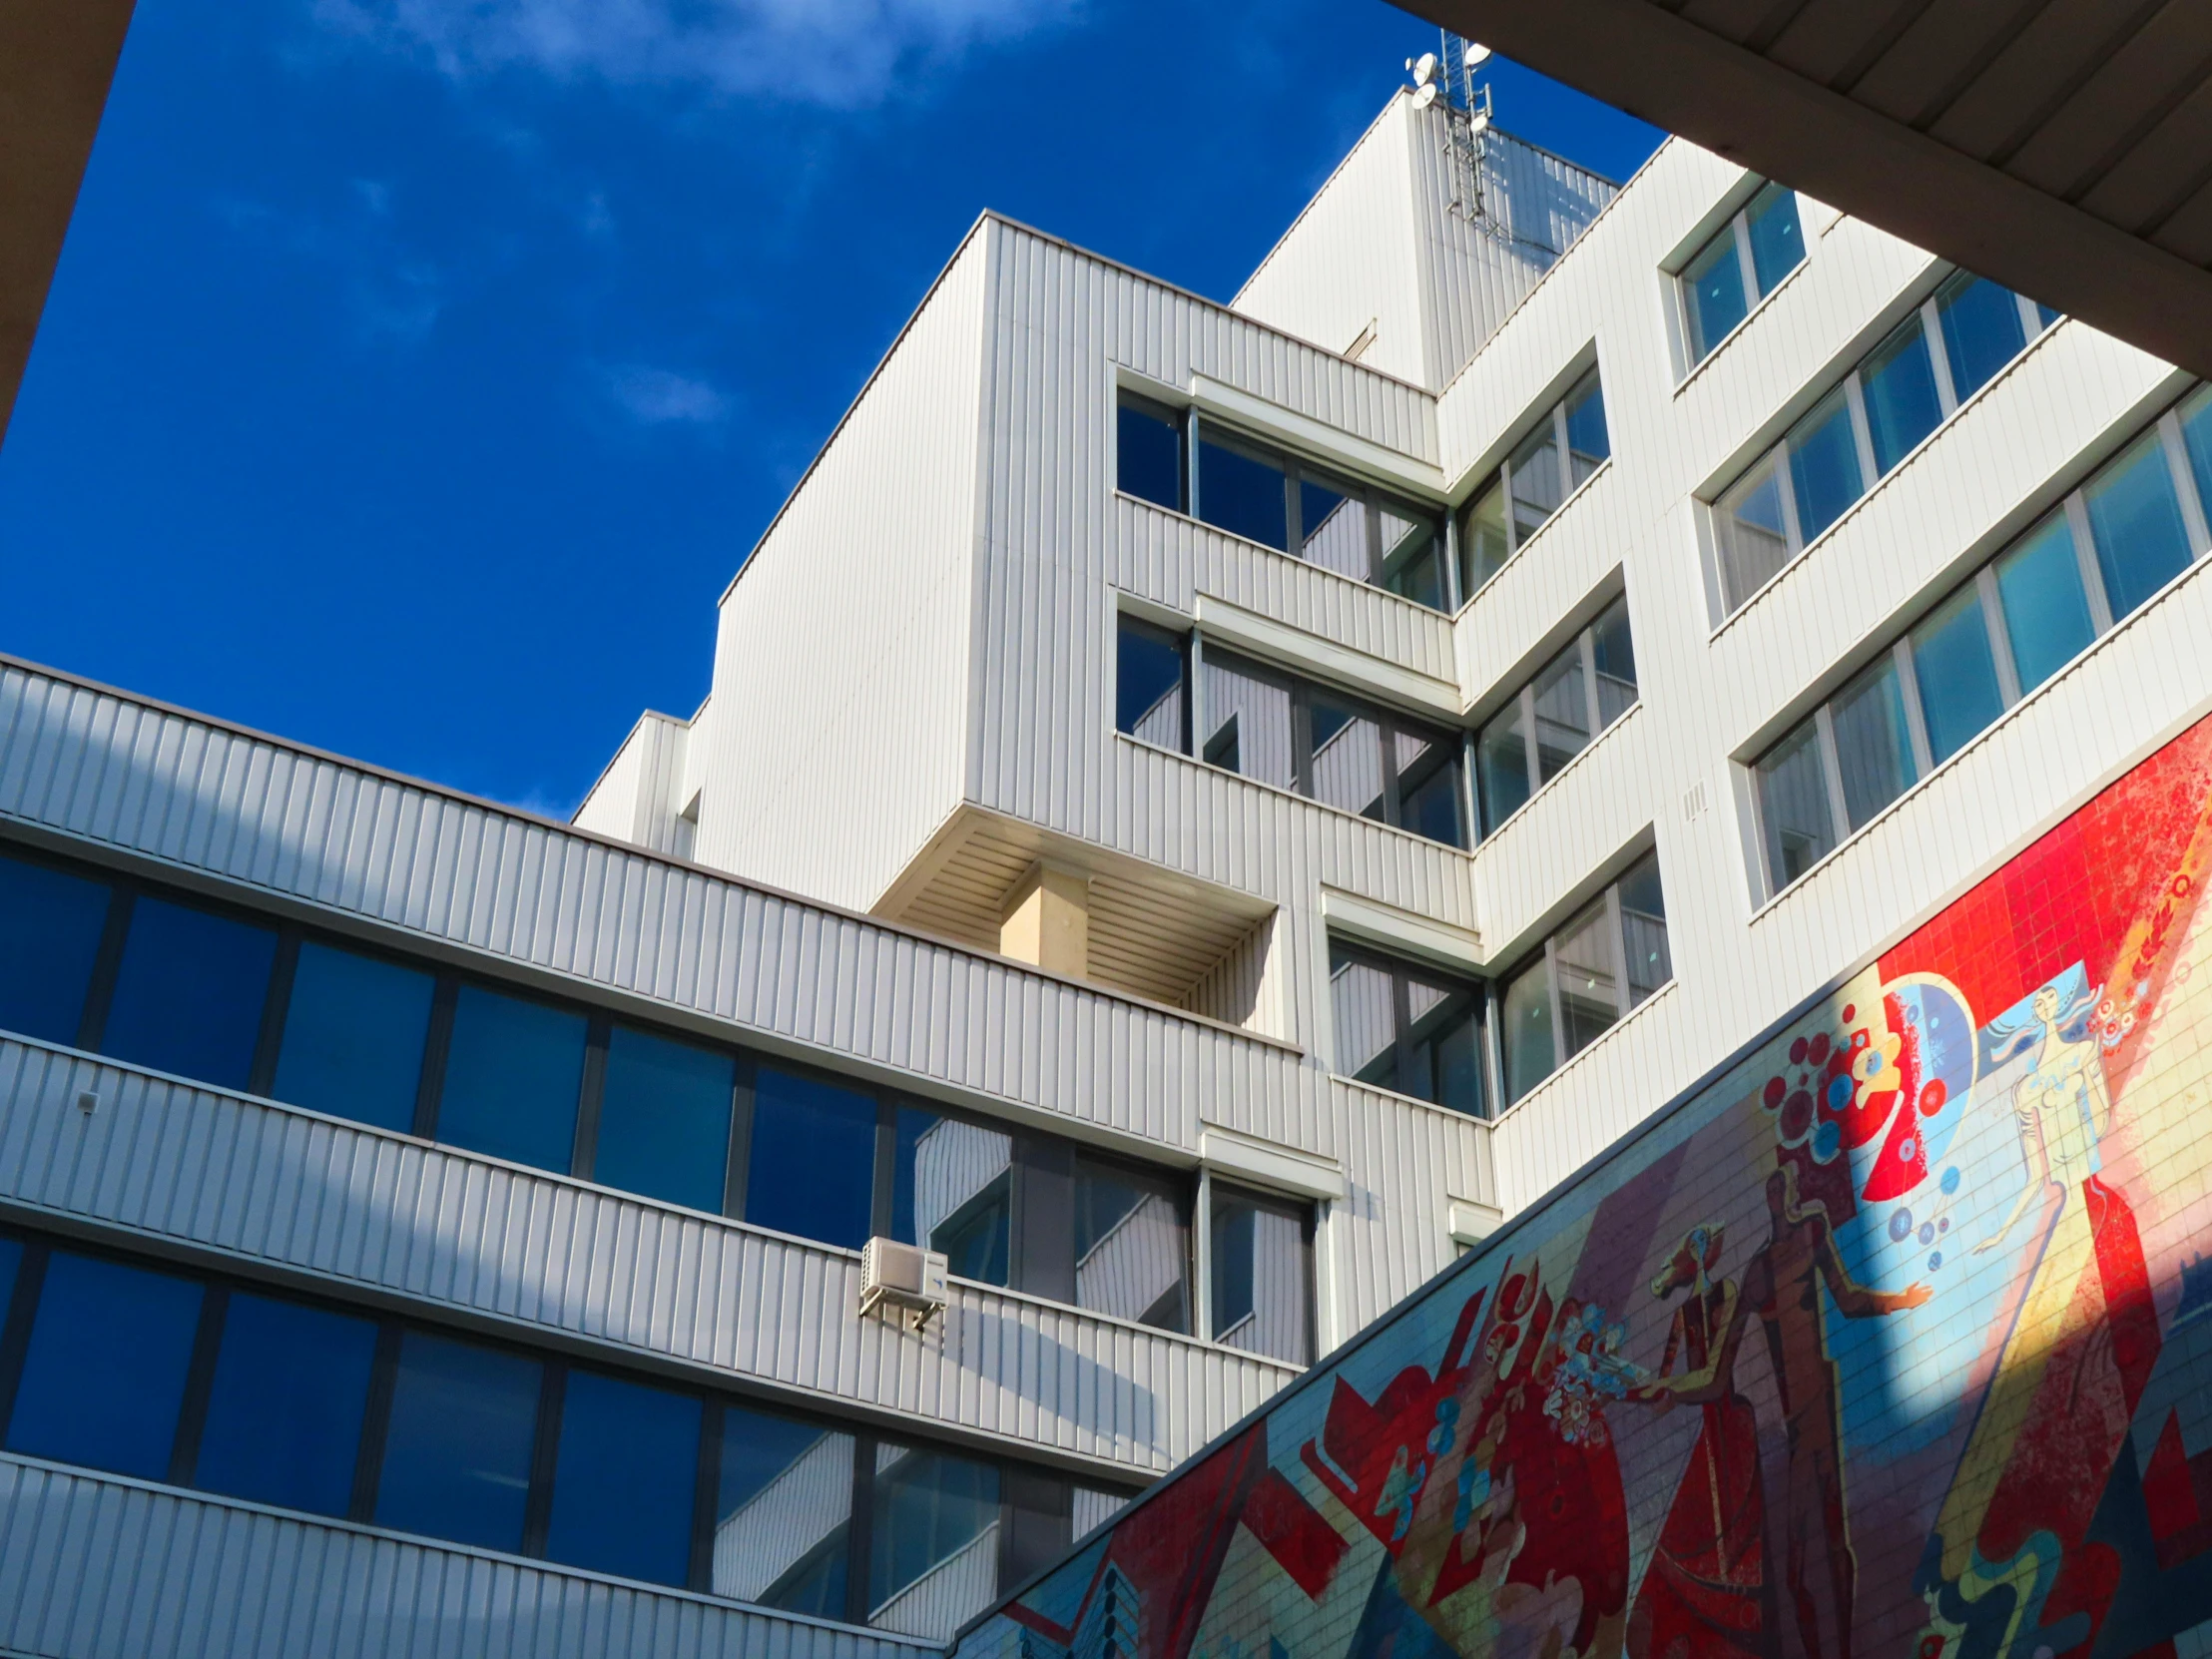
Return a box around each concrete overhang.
[1397,0,2212,380]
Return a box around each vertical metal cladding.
[0,1455,931,1659]
[573,711,693,855]
[0,1035,1300,1470]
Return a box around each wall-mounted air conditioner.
[858,1237,948,1331]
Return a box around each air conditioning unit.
[858,1237,948,1331]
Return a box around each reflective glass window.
[1398,740,1463,846]
[1298,472,1368,580]
[1757,719,1836,888]
[1074,1157,1187,1332]
[1861,316,1942,475]
[2180,386,2212,523]
[1911,587,2005,765]
[1307,696,1386,821]
[1562,371,1609,484]
[1744,184,1804,293]
[895,1107,1011,1287]
[1328,945,1398,1086]
[1197,432,1289,552]
[0,850,108,1046]
[374,1331,541,1553]
[1506,419,1563,544]
[1590,596,1637,726]
[1530,643,1590,784]
[714,1404,853,1615]
[274,941,434,1133]
[1994,514,2096,695]
[6,1250,202,1480]
[1617,854,1670,1008]
[545,1370,703,1587]
[1829,655,1919,830]
[1682,224,1749,362]
[194,1291,376,1517]
[1115,619,1186,750]
[1553,900,1620,1060]
[103,896,276,1091]
[1200,655,1295,792]
[1936,274,2028,402]
[594,1026,735,1215]
[1500,955,1555,1105]
[746,1065,878,1251]
[1786,387,1865,543]
[1378,500,1445,611]
[868,1444,1000,1639]
[1476,699,1531,830]
[1402,967,1485,1116]
[437,985,587,1174]
[1459,482,1512,594]
[1116,396,1183,512]
[1210,1187,1311,1364]
[2085,431,2195,620]
[1715,453,1792,610]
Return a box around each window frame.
[1746,386,2212,903]
[1706,273,2059,619]
[1676,182,1805,369]
[0,1222,1138,1629]
[1474,592,1639,835]
[1113,389,1189,515]
[1456,365,1609,601]
[1324,936,1494,1120]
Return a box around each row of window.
[1118,396,1451,610]
[1754,385,2212,896]
[1474,594,1637,833]
[1711,272,2061,614]
[1679,182,1807,365]
[1457,367,1611,599]
[0,1230,1128,1641]
[0,843,1316,1364]
[1116,619,1468,849]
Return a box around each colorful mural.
[954,717,2212,1659]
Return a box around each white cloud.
[603,363,733,424]
[315,0,1079,106]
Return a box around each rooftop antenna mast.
[1405,32,1498,233]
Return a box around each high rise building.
[2,72,2209,1659]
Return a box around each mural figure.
[1625,1225,1767,1659]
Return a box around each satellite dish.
[1467,109,1491,136]
[1411,52,1440,87]
[1411,82,1441,110]
[1463,41,1492,68]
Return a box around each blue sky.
[0,0,1658,816]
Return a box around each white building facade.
[0,81,2205,1659]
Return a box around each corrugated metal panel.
[0,1034,1299,1473]
[691,232,988,913]
[0,1453,925,1659]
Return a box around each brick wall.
[953,713,2212,1659]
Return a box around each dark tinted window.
[1786,388,1864,543]
[1116,396,1183,512]
[594,1026,734,1214]
[193,1291,376,1516]
[896,1106,1011,1287]
[2084,432,2195,621]
[1743,184,1804,292]
[374,1331,541,1552]
[436,985,587,1174]
[1074,1158,1187,1332]
[0,850,108,1045]
[869,1445,999,1632]
[544,1369,702,1587]
[273,941,434,1132]
[102,896,276,1090]
[1115,619,1186,749]
[1994,515,2095,695]
[746,1066,877,1250]
[714,1403,853,1616]
[1682,225,1748,362]
[1910,587,2005,765]
[1861,316,1942,475]
[1937,274,2027,402]
[7,1250,203,1479]
[1197,433,1289,551]
[1210,1186,1311,1364]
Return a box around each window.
[1115,616,1188,750]
[1498,851,1669,1106]
[102,895,276,1091]
[1749,387,2212,899]
[1457,367,1610,598]
[1116,392,1185,513]
[1679,182,1804,365]
[1114,395,1450,611]
[0,1227,1130,1639]
[0,846,1242,1339]
[1177,649,1465,847]
[1475,593,1637,832]
[1209,1185,1314,1364]
[1327,940,1487,1118]
[1709,271,2059,615]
